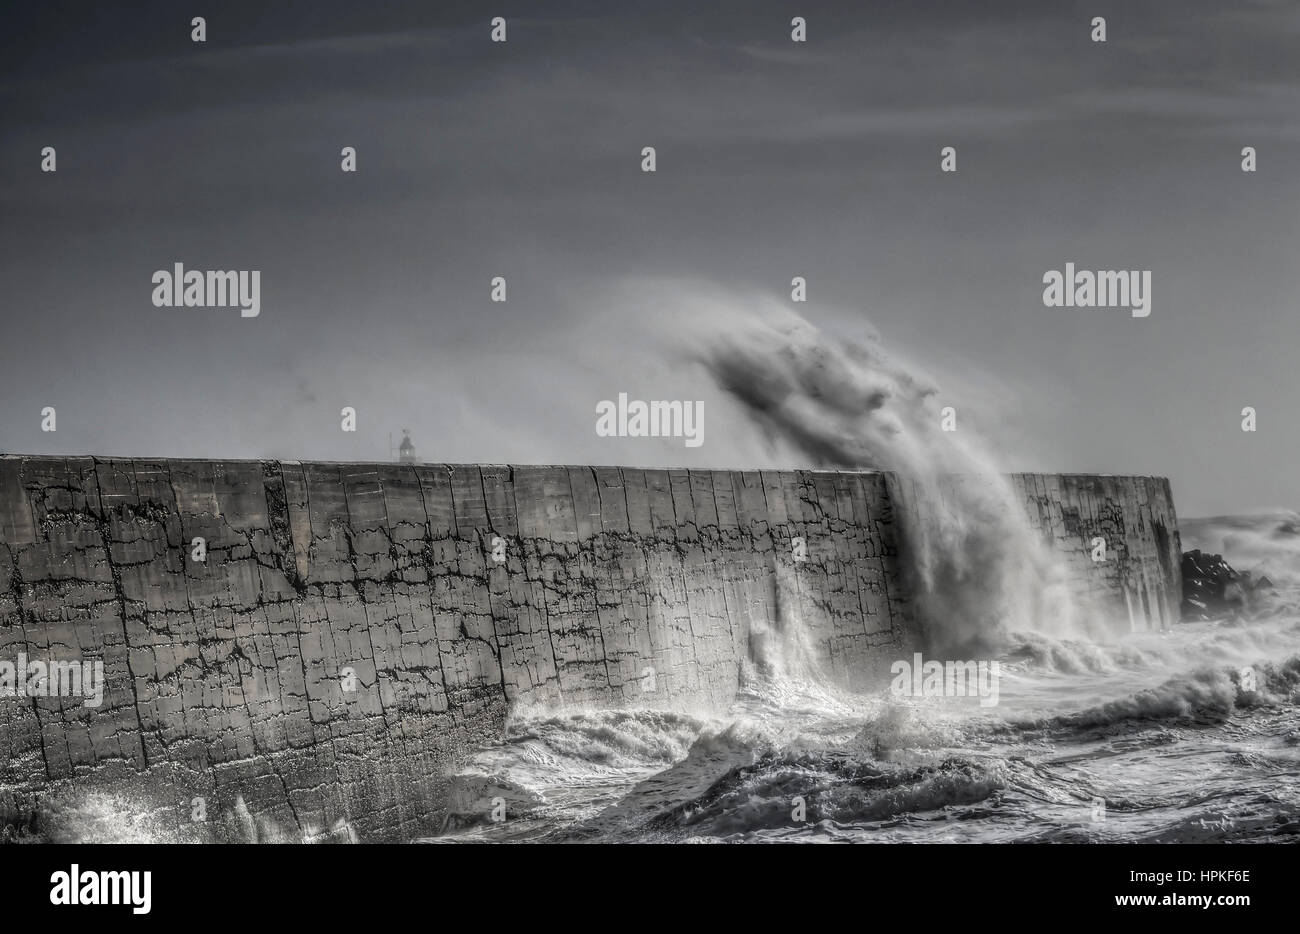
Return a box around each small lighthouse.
[397,429,418,464]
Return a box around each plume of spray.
[689,304,1085,656]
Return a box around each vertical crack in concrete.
[8,550,52,781]
[90,457,151,770]
[410,464,455,724]
[474,466,510,704]
[568,466,612,692]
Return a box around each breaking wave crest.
[694,307,1083,655]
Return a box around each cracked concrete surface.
[0,457,1180,841]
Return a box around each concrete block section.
[480,466,519,537]
[567,467,603,541]
[592,467,630,535]
[514,467,578,542]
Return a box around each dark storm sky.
[1,0,1297,516]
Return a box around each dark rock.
[1181,549,1278,620]
[1181,549,1240,620]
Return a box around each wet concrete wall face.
[1010,473,1183,632]
[0,457,1179,840]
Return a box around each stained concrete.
[0,457,1180,840]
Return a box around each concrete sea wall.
[1009,473,1182,632]
[0,457,1180,841]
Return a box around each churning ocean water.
[423,514,1300,845]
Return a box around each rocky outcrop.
[1181,549,1276,620]
[0,457,1181,841]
